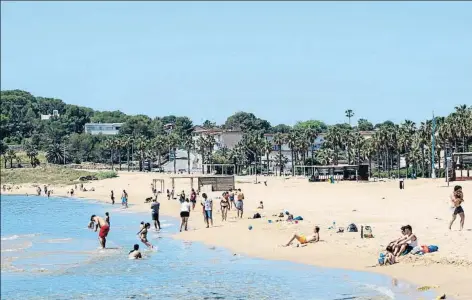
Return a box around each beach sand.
[3,172,471,299]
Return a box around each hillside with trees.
[1,89,471,178]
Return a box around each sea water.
[1,195,435,300]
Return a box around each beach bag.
[428,245,438,253]
[294,216,303,221]
[378,253,385,265]
[347,223,358,232]
[253,213,261,219]
[363,226,373,238]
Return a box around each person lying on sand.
[392,225,417,257]
[128,244,142,259]
[283,226,320,247]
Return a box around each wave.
[1,233,40,241]
[41,238,73,243]
[1,241,33,253]
[361,283,395,299]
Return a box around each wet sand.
[2,172,471,299]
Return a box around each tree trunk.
[157,152,162,171]
[187,149,191,174]
[368,157,372,177]
[377,147,380,177]
[279,148,282,176]
[110,149,114,171]
[118,149,122,170]
[266,152,270,175]
[10,158,13,168]
[397,151,400,178]
[127,147,130,172]
[291,149,294,176]
[173,148,177,174]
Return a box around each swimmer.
[105,212,110,226]
[128,244,142,259]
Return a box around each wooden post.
[191,177,194,189]
[172,178,175,191]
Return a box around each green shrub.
[95,171,118,180]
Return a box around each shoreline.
[2,172,471,299]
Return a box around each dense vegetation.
[1,89,471,178]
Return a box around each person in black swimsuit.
[449,185,465,231]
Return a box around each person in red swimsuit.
[90,215,110,249]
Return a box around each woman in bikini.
[449,185,465,231]
[283,226,320,247]
[220,192,230,221]
[137,223,153,248]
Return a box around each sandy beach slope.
[3,172,471,299]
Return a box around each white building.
[41,110,59,120]
[192,126,243,150]
[84,123,123,135]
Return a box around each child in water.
[137,222,153,248]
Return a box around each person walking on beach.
[151,198,161,231]
[220,192,230,221]
[122,190,128,208]
[236,189,244,218]
[89,215,110,249]
[229,189,235,210]
[190,188,197,210]
[201,193,213,228]
[110,190,115,205]
[166,189,171,200]
[180,198,191,232]
[449,185,465,231]
[137,222,153,248]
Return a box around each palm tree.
[316,148,334,165]
[123,135,133,172]
[345,109,354,126]
[104,138,116,170]
[167,133,180,174]
[362,139,376,177]
[46,143,67,165]
[273,152,288,176]
[261,138,273,175]
[287,131,298,175]
[273,133,286,176]
[5,149,17,168]
[0,142,8,169]
[182,135,194,174]
[24,142,39,167]
[135,136,149,172]
[196,135,208,174]
[325,126,342,165]
[152,135,167,171]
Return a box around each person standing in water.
[151,198,161,231]
[89,215,110,249]
[449,185,465,231]
[110,190,115,205]
[121,190,128,208]
[180,198,191,232]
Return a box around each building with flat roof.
[84,123,123,135]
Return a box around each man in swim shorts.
[236,189,244,218]
[151,198,161,231]
[90,214,110,249]
[283,226,320,247]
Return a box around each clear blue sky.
[1,1,471,126]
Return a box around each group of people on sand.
[387,225,417,261]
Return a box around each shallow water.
[1,195,434,299]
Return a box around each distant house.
[84,123,123,135]
[192,126,243,150]
[164,123,175,134]
[41,110,59,120]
